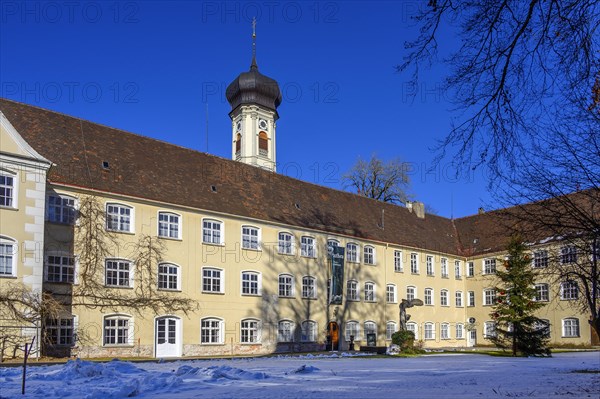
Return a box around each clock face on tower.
[258,119,268,130]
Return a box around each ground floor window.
[241,319,260,343]
[386,321,397,340]
[104,315,131,345]
[562,318,579,337]
[201,318,223,344]
[345,321,360,341]
[45,318,75,346]
[455,323,464,339]
[424,322,435,340]
[484,321,496,338]
[278,320,295,342]
[301,320,317,342]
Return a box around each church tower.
[226,20,282,171]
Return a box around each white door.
[468,329,477,347]
[156,317,181,357]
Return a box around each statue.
[399,298,424,331]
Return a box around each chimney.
[413,201,425,219]
[406,201,413,212]
[478,207,485,215]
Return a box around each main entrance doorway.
[155,317,181,357]
[327,322,339,351]
[468,329,477,347]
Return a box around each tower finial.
[251,17,258,70]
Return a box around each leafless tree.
[343,155,412,204]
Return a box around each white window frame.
[426,255,434,276]
[533,250,548,268]
[347,280,359,301]
[157,211,181,239]
[106,203,134,233]
[455,290,463,307]
[0,236,17,277]
[301,320,318,342]
[562,318,580,337]
[560,245,577,264]
[560,281,578,300]
[455,260,462,279]
[202,267,224,294]
[103,314,133,346]
[386,284,397,303]
[201,317,224,344]
[441,257,448,278]
[241,270,261,296]
[278,232,294,255]
[45,316,76,346]
[410,253,419,274]
[202,218,224,245]
[302,275,317,299]
[241,225,261,250]
[105,258,133,288]
[386,321,397,340]
[440,323,450,340]
[240,318,261,344]
[364,281,376,302]
[347,242,359,263]
[484,321,497,338]
[455,323,464,339]
[406,322,418,339]
[483,258,497,274]
[278,320,295,342]
[468,291,475,307]
[467,261,475,277]
[364,321,377,339]
[345,320,360,341]
[424,322,435,340]
[424,288,433,305]
[278,274,294,297]
[158,262,180,291]
[535,283,549,302]
[440,289,449,306]
[363,245,375,265]
[300,236,316,258]
[0,169,17,209]
[46,253,75,283]
[394,250,403,272]
[406,285,416,301]
[484,288,496,306]
[47,194,77,224]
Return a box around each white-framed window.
[467,261,474,277]
[202,267,223,293]
[386,321,397,340]
[406,322,417,339]
[468,291,475,307]
[562,318,580,337]
[0,171,16,208]
[455,291,463,307]
[424,288,433,305]
[455,260,462,279]
[484,288,496,306]
[386,284,397,303]
[106,203,133,233]
[484,258,496,274]
[45,317,75,346]
[441,323,450,339]
[426,255,434,276]
[202,219,223,245]
[301,236,316,258]
[364,321,377,338]
[47,194,77,224]
[345,320,360,341]
[424,322,435,340]
[406,285,416,301]
[103,314,132,345]
[561,246,577,264]
[347,243,359,263]
[535,283,549,302]
[201,317,223,344]
[278,274,294,297]
[560,281,578,300]
[441,258,448,278]
[327,239,340,248]
[241,271,261,295]
[455,323,464,339]
[363,245,375,265]
[158,212,181,239]
[364,281,375,302]
[440,289,449,306]
[302,276,316,299]
[394,250,403,272]
[241,318,261,343]
[46,254,75,283]
[347,280,359,301]
[278,232,294,255]
[533,250,548,268]
[410,253,419,274]
[105,259,132,287]
[301,320,317,342]
[278,320,295,342]
[0,236,16,277]
[484,321,496,338]
[242,225,260,250]
[158,263,179,290]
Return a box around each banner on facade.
[329,245,345,304]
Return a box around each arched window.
[258,131,268,156]
[347,280,359,301]
[241,318,261,343]
[345,320,360,341]
[301,320,317,342]
[158,263,180,291]
[386,321,397,340]
[406,322,418,339]
[201,317,224,344]
[235,133,242,155]
[278,320,295,342]
[424,288,433,305]
[364,281,375,302]
[104,314,133,346]
[424,322,435,340]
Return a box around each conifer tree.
[490,236,551,356]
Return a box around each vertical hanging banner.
[329,245,345,304]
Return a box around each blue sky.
[1,1,494,218]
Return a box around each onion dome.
[226,56,282,115]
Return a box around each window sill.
[0,275,17,279]
[105,285,134,290]
[158,288,182,293]
[278,296,295,299]
[242,247,262,252]
[346,299,360,302]
[0,205,18,212]
[301,255,317,259]
[201,343,225,346]
[241,293,261,297]
[202,291,225,295]
[278,252,295,256]
[202,242,225,247]
[46,220,75,226]
[158,236,183,242]
[240,342,262,345]
[441,275,449,279]
[45,280,74,285]
[364,300,378,303]
[394,270,403,273]
[561,335,580,338]
[106,229,135,235]
[301,297,318,300]
[411,272,420,275]
[426,274,435,277]
[103,344,135,348]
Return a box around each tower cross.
[252,17,257,58]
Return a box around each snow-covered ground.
[1,352,598,398]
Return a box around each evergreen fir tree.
[490,235,551,356]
